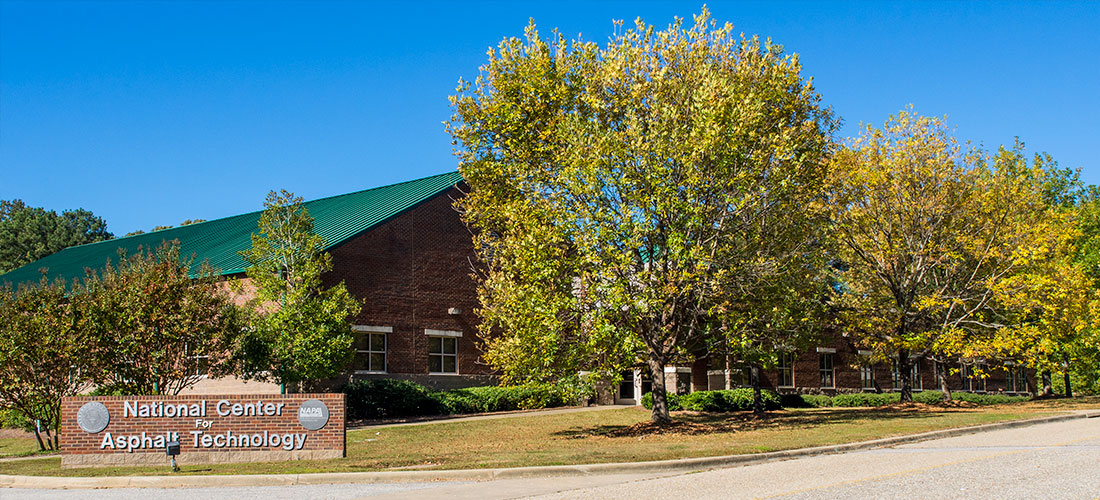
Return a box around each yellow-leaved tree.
[829,109,1052,402]
[449,9,836,422]
[977,157,1097,397]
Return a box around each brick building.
[1,171,490,392]
[614,330,1033,405]
[1,171,1032,400]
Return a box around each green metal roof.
[0,171,464,288]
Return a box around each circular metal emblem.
[77,402,110,434]
[297,399,329,431]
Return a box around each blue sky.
[1,1,1098,236]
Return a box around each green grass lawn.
[2,396,1097,477]
[0,437,43,459]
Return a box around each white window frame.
[185,343,210,379]
[192,354,211,378]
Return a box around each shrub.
[797,394,834,407]
[913,391,946,404]
[642,389,780,412]
[793,391,1027,408]
[342,379,446,419]
[779,393,814,408]
[640,391,682,411]
[437,379,592,414]
[719,389,780,411]
[832,392,900,407]
[0,407,33,432]
[342,378,593,420]
[678,390,724,411]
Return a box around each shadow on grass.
[553,407,962,439]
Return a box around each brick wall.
[770,334,1035,396]
[61,393,344,467]
[326,186,492,387]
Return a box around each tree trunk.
[1061,355,1073,398]
[31,426,46,452]
[691,356,709,393]
[50,410,61,450]
[724,355,733,390]
[1042,371,1053,396]
[39,424,56,451]
[937,361,952,401]
[898,348,912,403]
[647,358,672,424]
[750,363,764,415]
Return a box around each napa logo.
[296,399,330,430]
[299,406,323,417]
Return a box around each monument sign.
[60,393,345,467]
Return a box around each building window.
[819,353,834,388]
[1006,365,1027,393]
[891,359,922,391]
[354,333,387,373]
[860,365,876,390]
[193,355,211,377]
[777,353,794,387]
[619,370,635,399]
[730,364,750,388]
[185,343,210,377]
[429,336,457,373]
[962,363,986,392]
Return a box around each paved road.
[5,416,1100,500]
[525,415,1100,500]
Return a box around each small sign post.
[165,440,180,472]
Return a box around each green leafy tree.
[82,241,243,395]
[448,10,836,422]
[829,111,1052,402]
[987,237,1095,397]
[0,277,98,450]
[0,200,113,274]
[990,163,1098,397]
[715,264,831,413]
[1067,194,1100,395]
[121,219,206,237]
[237,190,361,392]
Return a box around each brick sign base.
[61,394,344,468]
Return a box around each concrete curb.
[4,410,1097,489]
